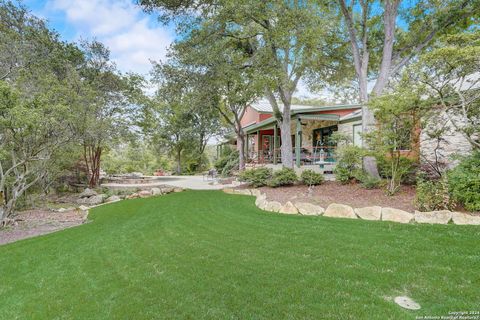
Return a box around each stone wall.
[420,110,472,172]
[338,120,361,145]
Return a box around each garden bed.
[258,181,417,212]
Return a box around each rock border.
[223,188,480,226]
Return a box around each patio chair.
[203,169,217,181]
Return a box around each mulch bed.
[0,209,87,246]
[259,181,417,212]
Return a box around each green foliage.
[354,171,382,190]
[300,169,324,186]
[447,152,480,212]
[214,148,239,177]
[334,145,366,184]
[415,176,455,212]
[268,167,298,188]
[238,168,272,188]
[376,156,416,185]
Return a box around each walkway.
[102,175,233,190]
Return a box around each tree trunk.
[279,116,293,168]
[176,149,182,175]
[85,146,102,188]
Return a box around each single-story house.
[240,101,364,173]
[231,100,472,174]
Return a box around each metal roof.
[250,100,362,114]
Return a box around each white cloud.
[46,0,174,75]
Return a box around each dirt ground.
[259,181,417,212]
[0,209,88,246]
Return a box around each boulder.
[126,193,139,200]
[151,187,162,195]
[250,189,262,197]
[79,188,97,198]
[381,207,413,224]
[105,195,121,203]
[78,205,89,211]
[234,189,251,196]
[294,202,324,216]
[138,190,152,198]
[324,203,356,219]
[223,188,234,194]
[355,206,382,221]
[173,187,184,193]
[279,201,298,214]
[264,201,282,212]
[451,212,480,225]
[161,187,174,194]
[77,194,104,206]
[414,210,452,224]
[256,198,268,210]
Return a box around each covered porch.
[244,114,341,173]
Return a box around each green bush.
[334,145,365,184]
[355,171,382,189]
[268,167,298,187]
[447,152,480,212]
[377,155,416,184]
[415,176,455,211]
[238,167,272,187]
[214,148,239,176]
[300,169,324,186]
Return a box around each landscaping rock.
[279,201,298,214]
[105,195,121,203]
[394,296,421,310]
[223,188,234,194]
[324,203,356,219]
[414,210,452,224]
[256,198,268,210]
[451,212,480,225]
[126,193,139,200]
[77,194,104,206]
[79,188,97,198]
[294,202,324,216]
[173,187,183,193]
[355,206,382,221]
[138,190,152,198]
[151,187,162,195]
[234,189,251,196]
[161,187,174,194]
[381,207,413,224]
[250,189,262,197]
[264,201,282,212]
[78,205,89,211]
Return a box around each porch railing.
[248,146,336,165]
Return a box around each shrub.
[377,155,416,184]
[268,167,298,187]
[334,145,365,184]
[415,176,455,211]
[238,167,272,187]
[300,169,324,186]
[354,171,382,189]
[214,148,239,177]
[447,152,480,212]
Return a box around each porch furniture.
[203,169,217,181]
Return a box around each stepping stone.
[394,296,421,310]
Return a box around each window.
[353,124,362,147]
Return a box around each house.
[240,101,363,173]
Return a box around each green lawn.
[0,191,479,319]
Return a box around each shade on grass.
[0,191,478,319]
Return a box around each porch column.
[273,124,278,165]
[256,130,261,161]
[295,117,301,168]
[245,133,249,162]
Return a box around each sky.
[22,0,319,99]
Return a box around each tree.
[337,0,479,177]
[140,0,342,168]
[415,31,480,151]
[74,41,136,187]
[147,63,223,174]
